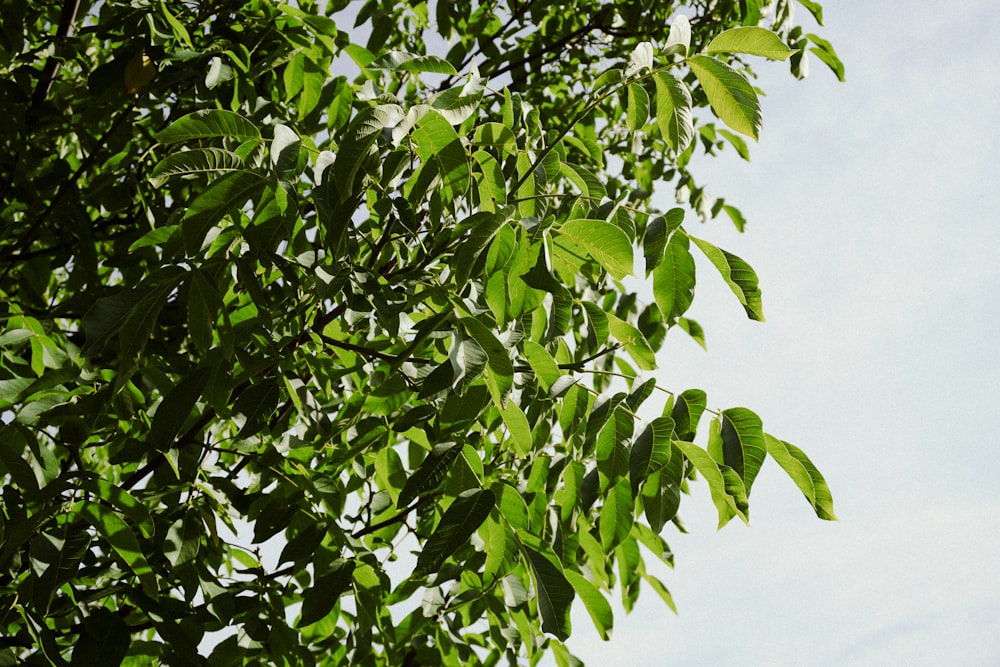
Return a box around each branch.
[29,0,82,111]
[352,495,436,539]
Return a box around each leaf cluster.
[0,0,839,664]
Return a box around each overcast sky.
[559,1,1000,665]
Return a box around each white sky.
[559,1,1000,665]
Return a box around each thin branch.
[352,494,436,539]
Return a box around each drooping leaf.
[521,545,574,641]
[687,55,762,140]
[564,570,614,640]
[689,235,765,321]
[523,340,562,392]
[598,478,633,550]
[629,416,675,496]
[673,440,746,528]
[653,232,696,324]
[765,434,837,520]
[707,27,795,61]
[807,33,846,82]
[413,489,495,578]
[718,408,767,493]
[672,389,707,441]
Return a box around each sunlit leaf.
[156,109,260,144]
[687,55,762,140]
[564,570,613,640]
[653,71,694,152]
[707,27,795,61]
[689,235,765,321]
[558,219,633,281]
[766,434,837,520]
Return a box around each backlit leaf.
[558,219,633,281]
[687,55,762,140]
[707,27,795,61]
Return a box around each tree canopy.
[0,0,841,664]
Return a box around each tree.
[0,0,842,664]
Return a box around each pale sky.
[560,1,1000,665]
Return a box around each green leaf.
[411,109,470,199]
[687,55,762,140]
[796,0,824,25]
[81,286,151,358]
[182,170,267,253]
[765,434,837,520]
[71,607,130,667]
[233,376,280,439]
[498,400,533,456]
[298,559,356,627]
[129,225,179,251]
[717,408,767,493]
[642,573,677,614]
[629,416,674,496]
[164,510,201,567]
[270,123,300,174]
[521,545,574,641]
[82,479,155,539]
[150,148,244,188]
[369,51,457,75]
[607,314,656,370]
[523,341,562,392]
[673,440,746,528]
[653,71,694,152]
[564,570,613,640]
[718,128,751,161]
[0,424,40,493]
[558,219,633,281]
[653,232,696,324]
[148,369,208,451]
[156,109,261,145]
[460,317,514,402]
[689,235,764,321]
[398,442,463,508]
[413,489,495,578]
[707,27,795,61]
[599,478,633,551]
[333,104,402,201]
[76,502,158,598]
[672,389,707,441]
[626,83,649,134]
[119,277,181,364]
[453,211,508,286]
[807,33,846,82]
[187,269,222,356]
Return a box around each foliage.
[0,0,841,664]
